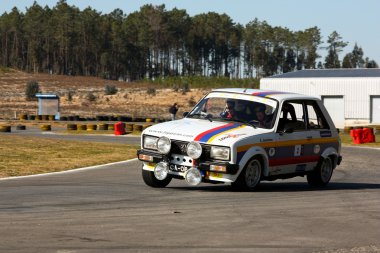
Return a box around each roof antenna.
[243,88,247,93]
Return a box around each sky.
[1,0,379,65]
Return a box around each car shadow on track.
[168,181,380,192]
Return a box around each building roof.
[268,69,380,78]
[35,93,59,99]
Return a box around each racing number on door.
[294,145,302,157]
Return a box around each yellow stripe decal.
[207,125,246,143]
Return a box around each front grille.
[170,140,211,160]
[171,140,188,155]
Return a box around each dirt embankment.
[0,70,207,120]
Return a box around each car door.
[269,100,311,176]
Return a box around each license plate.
[169,164,190,173]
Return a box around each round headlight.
[185,168,202,186]
[154,162,169,180]
[187,141,202,159]
[157,136,171,154]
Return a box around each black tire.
[307,157,333,187]
[142,169,172,188]
[231,158,262,191]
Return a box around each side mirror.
[183,112,189,117]
[279,126,294,135]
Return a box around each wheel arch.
[237,146,269,178]
[320,147,339,169]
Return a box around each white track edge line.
[0,158,138,181]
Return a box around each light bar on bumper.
[137,149,165,163]
[198,162,239,174]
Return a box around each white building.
[260,69,380,128]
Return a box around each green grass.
[0,134,138,178]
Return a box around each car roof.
[212,88,319,102]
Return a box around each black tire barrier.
[68,116,75,121]
[133,124,143,133]
[125,123,134,132]
[60,116,68,121]
[41,124,51,131]
[67,124,78,131]
[41,115,49,121]
[16,125,26,130]
[77,124,87,131]
[19,114,28,120]
[35,115,42,121]
[28,115,36,120]
[86,124,97,131]
[96,115,105,121]
[98,123,108,130]
[0,125,11,132]
[117,116,127,121]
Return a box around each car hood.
[143,118,269,146]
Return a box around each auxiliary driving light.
[154,162,169,180]
[185,168,202,186]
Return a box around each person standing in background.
[169,103,179,120]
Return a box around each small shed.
[35,93,60,120]
[260,69,380,128]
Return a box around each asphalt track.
[0,131,379,253]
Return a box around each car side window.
[305,101,330,130]
[277,101,307,132]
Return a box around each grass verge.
[0,134,138,178]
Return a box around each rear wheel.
[142,169,172,188]
[307,157,333,187]
[231,158,262,191]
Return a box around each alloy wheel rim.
[245,160,261,188]
[321,159,332,183]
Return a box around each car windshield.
[187,92,278,129]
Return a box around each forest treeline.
[0,0,378,81]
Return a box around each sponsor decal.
[294,145,302,157]
[218,133,247,142]
[147,129,194,138]
[320,130,332,137]
[314,145,321,154]
[268,148,276,157]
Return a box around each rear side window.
[278,101,307,132]
[305,101,330,130]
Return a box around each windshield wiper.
[223,118,257,128]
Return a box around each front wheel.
[142,169,172,188]
[231,158,262,191]
[307,157,333,187]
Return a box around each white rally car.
[137,88,342,190]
